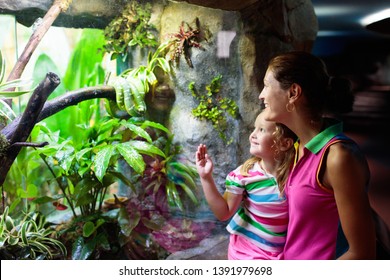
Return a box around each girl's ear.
[279,137,295,152]
[288,83,302,101]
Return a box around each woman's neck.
[288,114,324,147]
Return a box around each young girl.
[195,112,296,259]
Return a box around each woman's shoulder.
[326,138,369,178]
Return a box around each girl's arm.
[325,143,376,259]
[196,144,242,221]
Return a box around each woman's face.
[259,68,289,123]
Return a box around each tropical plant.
[103,1,158,61]
[32,117,167,218]
[1,29,107,213]
[119,132,200,259]
[166,17,207,68]
[107,42,171,118]
[23,114,199,260]
[0,206,67,260]
[189,75,239,144]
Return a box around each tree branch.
[1,85,116,139]
[6,0,73,83]
[0,72,60,186]
[38,85,116,122]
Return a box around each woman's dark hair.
[268,51,354,116]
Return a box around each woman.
[259,51,376,260]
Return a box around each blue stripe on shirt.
[247,193,283,202]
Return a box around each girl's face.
[259,68,289,123]
[249,114,277,159]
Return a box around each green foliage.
[26,117,196,259]
[108,42,171,118]
[33,29,106,144]
[0,206,67,260]
[32,117,167,218]
[0,50,32,97]
[137,134,199,212]
[103,2,158,61]
[189,75,239,144]
[2,29,107,212]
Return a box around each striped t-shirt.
[225,162,288,255]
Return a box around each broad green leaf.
[140,120,170,134]
[75,147,93,161]
[32,53,65,100]
[127,140,166,158]
[82,221,95,237]
[16,184,38,199]
[97,118,120,135]
[94,145,115,182]
[120,121,152,143]
[118,206,140,237]
[116,144,145,174]
[30,195,61,205]
[71,236,94,260]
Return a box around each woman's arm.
[325,143,376,259]
[196,144,242,221]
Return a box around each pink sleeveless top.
[283,121,348,260]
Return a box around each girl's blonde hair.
[240,122,296,194]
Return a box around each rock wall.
[156,0,317,189]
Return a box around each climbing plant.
[189,75,239,144]
[103,1,158,61]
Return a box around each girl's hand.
[195,144,214,178]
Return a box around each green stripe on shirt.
[237,208,286,237]
[246,178,277,191]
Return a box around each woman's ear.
[289,83,302,101]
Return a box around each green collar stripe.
[305,122,343,154]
